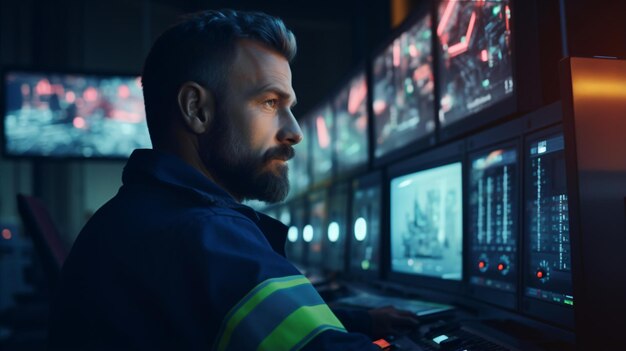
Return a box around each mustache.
[263,145,295,163]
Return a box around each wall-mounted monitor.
[523,128,574,328]
[349,172,382,278]
[304,189,327,269]
[322,182,349,272]
[371,11,435,162]
[436,0,515,135]
[308,102,334,185]
[2,69,151,159]
[388,141,464,292]
[333,70,369,175]
[468,142,519,309]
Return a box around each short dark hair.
[141,9,297,146]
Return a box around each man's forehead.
[230,39,294,95]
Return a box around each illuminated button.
[287,226,298,243]
[354,217,367,241]
[478,261,486,270]
[536,270,545,279]
[303,225,314,242]
[327,221,340,242]
[497,263,506,271]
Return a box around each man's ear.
[177,81,215,134]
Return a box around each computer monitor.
[371,11,435,162]
[468,143,519,308]
[388,141,464,292]
[333,70,369,175]
[304,189,327,269]
[308,102,334,185]
[322,183,349,272]
[285,200,306,267]
[2,69,150,159]
[349,172,382,278]
[436,0,515,132]
[523,128,573,328]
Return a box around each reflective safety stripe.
[216,275,341,351]
[258,304,346,351]
[226,282,327,350]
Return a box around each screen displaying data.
[469,146,518,292]
[3,71,150,158]
[372,14,435,159]
[390,162,463,280]
[437,0,514,127]
[323,185,349,272]
[525,134,573,308]
[285,203,306,265]
[350,183,382,275]
[333,72,369,173]
[305,191,327,268]
[309,103,334,184]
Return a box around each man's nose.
[277,109,303,145]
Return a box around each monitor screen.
[285,202,306,266]
[372,13,435,159]
[524,134,573,308]
[304,190,327,268]
[3,70,150,158]
[309,103,334,184]
[390,162,463,280]
[437,0,514,127]
[469,146,518,293]
[322,184,349,272]
[350,182,382,275]
[288,118,310,197]
[333,72,369,173]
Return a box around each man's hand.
[368,306,420,338]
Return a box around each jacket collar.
[123,149,288,254]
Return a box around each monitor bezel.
[1,66,147,161]
[369,4,438,167]
[465,119,523,310]
[386,140,465,294]
[521,123,574,330]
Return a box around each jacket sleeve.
[183,212,380,351]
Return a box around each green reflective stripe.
[257,304,346,351]
[216,275,309,351]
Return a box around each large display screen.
[437,0,514,127]
[350,183,382,275]
[309,103,334,184]
[333,72,369,173]
[372,14,435,159]
[3,70,150,158]
[469,146,518,293]
[524,134,573,308]
[390,162,463,280]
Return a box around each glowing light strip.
[448,11,476,58]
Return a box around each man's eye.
[263,99,278,109]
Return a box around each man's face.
[202,40,302,203]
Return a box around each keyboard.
[335,292,454,317]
